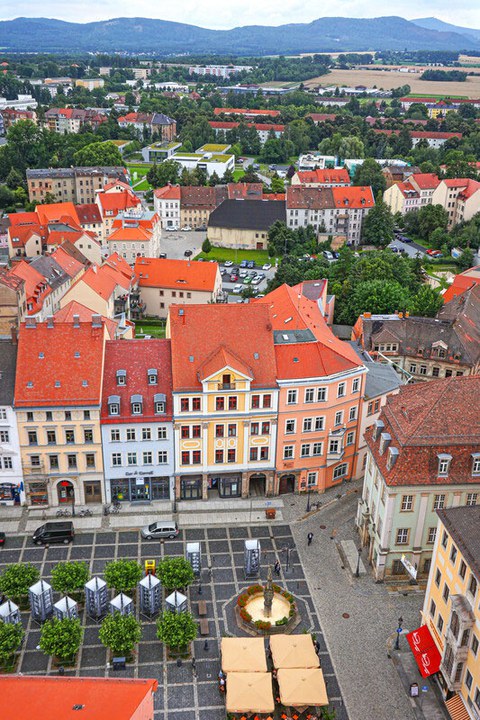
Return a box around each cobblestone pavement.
[0,525,347,720]
[282,482,424,720]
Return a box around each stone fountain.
[238,566,297,634]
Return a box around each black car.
[195,225,207,232]
[32,522,74,545]
[184,250,193,257]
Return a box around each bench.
[198,600,207,617]
[199,619,209,636]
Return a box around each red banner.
[406,625,442,678]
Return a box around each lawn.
[133,179,150,191]
[233,169,246,181]
[195,246,272,265]
[134,319,166,338]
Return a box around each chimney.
[46,315,54,328]
[25,317,37,329]
[10,325,17,345]
[91,314,102,328]
[398,312,403,319]
[405,311,409,318]
[73,314,80,328]
[363,312,371,319]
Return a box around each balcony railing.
[218,383,236,390]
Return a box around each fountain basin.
[245,592,290,624]
[236,585,299,635]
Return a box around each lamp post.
[355,547,362,578]
[306,488,312,513]
[395,616,404,650]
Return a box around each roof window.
[116,369,127,385]
[148,368,158,385]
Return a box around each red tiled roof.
[214,107,280,117]
[397,181,419,198]
[154,185,181,200]
[332,186,375,209]
[54,300,121,339]
[169,303,277,391]
[410,173,441,190]
[307,113,337,122]
[135,257,219,292]
[108,225,152,243]
[15,320,107,407]
[8,212,39,226]
[76,203,103,224]
[198,346,253,382]
[8,224,46,247]
[101,338,173,423]
[227,183,263,200]
[8,261,50,314]
[49,246,84,278]
[97,189,141,214]
[411,131,462,140]
[0,675,157,720]
[35,202,80,226]
[366,377,480,487]
[295,168,351,185]
[209,120,284,132]
[104,252,136,281]
[443,267,480,303]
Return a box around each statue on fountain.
[263,566,274,618]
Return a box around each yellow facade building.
[421,505,480,718]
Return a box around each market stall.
[270,634,319,669]
[277,668,328,709]
[221,637,268,673]
[226,672,275,716]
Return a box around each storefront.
[0,482,22,506]
[180,475,203,500]
[208,474,242,498]
[111,474,170,502]
[26,480,48,506]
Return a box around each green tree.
[457,248,475,272]
[350,280,410,321]
[0,563,40,600]
[99,612,142,657]
[146,159,180,188]
[353,158,386,196]
[202,237,212,254]
[157,557,195,591]
[0,621,24,668]
[408,285,443,317]
[156,611,197,651]
[51,562,89,599]
[270,176,285,193]
[361,198,394,247]
[5,167,24,190]
[39,617,83,663]
[73,140,123,167]
[104,560,143,594]
[417,204,449,241]
[429,227,449,250]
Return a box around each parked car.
[247,260,255,269]
[224,260,234,267]
[269,164,277,171]
[252,276,262,285]
[239,269,248,278]
[184,249,193,257]
[159,253,167,259]
[243,276,253,285]
[391,246,399,253]
[262,263,272,271]
[0,531,5,547]
[323,250,334,261]
[220,267,227,276]
[232,284,243,294]
[181,225,192,232]
[165,227,177,232]
[195,225,207,231]
[240,260,248,268]
[32,522,74,546]
[141,521,179,540]
[230,273,239,282]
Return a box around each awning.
[226,672,274,714]
[406,625,442,678]
[445,694,470,720]
[270,634,319,669]
[277,668,329,708]
[221,637,268,673]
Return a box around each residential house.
[14,317,108,507]
[291,168,351,187]
[256,283,367,494]
[75,78,105,90]
[431,178,480,228]
[0,338,24,505]
[0,108,36,131]
[443,265,480,303]
[117,112,176,141]
[26,167,128,205]
[100,339,175,504]
[420,506,480,718]
[356,376,480,581]
[168,148,235,179]
[154,185,182,230]
[0,271,26,335]
[141,141,182,163]
[383,181,421,214]
[410,131,462,149]
[208,120,285,144]
[75,203,103,240]
[96,186,142,241]
[213,108,281,118]
[208,199,286,250]
[135,258,222,319]
[167,303,279,501]
[408,173,441,206]
[107,208,161,265]
[286,186,374,245]
[43,108,107,134]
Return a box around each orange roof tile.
[15,320,107,407]
[295,168,351,185]
[443,266,480,303]
[135,257,219,292]
[8,211,39,226]
[154,185,181,200]
[331,186,374,209]
[9,260,49,302]
[169,304,277,391]
[54,300,121,339]
[97,189,141,214]
[198,345,253,381]
[214,107,280,117]
[35,202,80,226]
[108,225,152,242]
[410,173,441,190]
[0,675,157,720]
[50,246,84,278]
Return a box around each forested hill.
[0,15,478,54]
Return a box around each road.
[389,237,427,259]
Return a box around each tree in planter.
[156,611,197,652]
[0,563,40,602]
[39,617,83,663]
[0,621,24,668]
[202,237,212,254]
[51,562,89,600]
[99,612,142,658]
[157,557,195,591]
[104,560,143,594]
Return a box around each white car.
[181,225,192,232]
[165,227,177,232]
[239,269,248,278]
[232,284,243,294]
[262,263,272,271]
[224,260,234,267]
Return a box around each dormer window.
[108,395,120,416]
[379,432,391,456]
[437,453,452,477]
[148,368,158,385]
[387,446,399,471]
[131,394,143,415]
[373,419,384,441]
[116,369,126,386]
[472,453,480,477]
[154,393,166,415]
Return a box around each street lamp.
[355,547,362,578]
[395,616,404,650]
[306,488,312,513]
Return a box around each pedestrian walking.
[274,560,281,576]
[307,532,314,546]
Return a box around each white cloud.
[1,0,479,31]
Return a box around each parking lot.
[0,525,346,720]
[220,260,277,300]
[389,234,427,259]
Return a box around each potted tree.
[0,563,40,608]
[0,621,24,672]
[51,562,89,603]
[104,560,143,595]
[157,557,195,592]
[156,610,197,659]
[99,611,142,662]
[39,617,83,666]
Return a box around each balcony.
[218,382,236,391]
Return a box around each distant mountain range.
[0,15,479,55]
[412,17,480,43]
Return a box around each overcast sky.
[1,1,480,30]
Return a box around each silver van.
[141,521,179,540]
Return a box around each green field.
[127,163,153,189]
[196,246,272,265]
[233,169,246,181]
[134,319,166,338]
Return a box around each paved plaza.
[0,524,347,720]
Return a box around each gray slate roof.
[348,341,403,398]
[208,199,285,231]
[437,506,480,583]
[0,339,17,406]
